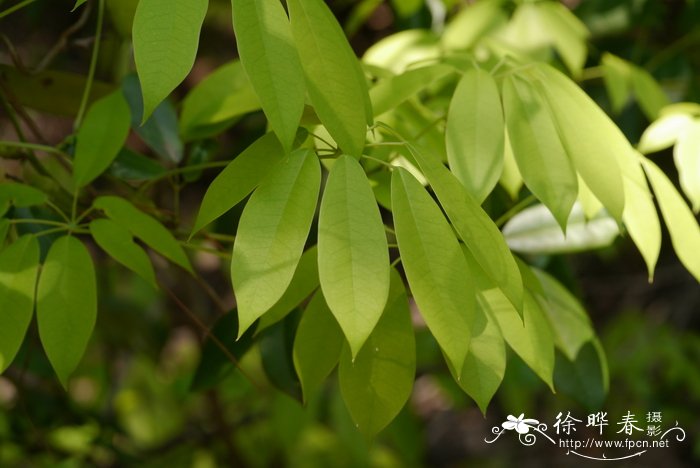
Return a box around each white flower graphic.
[502,414,540,434]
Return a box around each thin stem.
[384,225,396,235]
[0,0,38,20]
[32,227,70,238]
[75,206,95,224]
[390,256,401,268]
[74,0,104,130]
[139,161,231,192]
[71,189,79,223]
[580,66,604,82]
[361,154,393,168]
[310,132,336,149]
[46,201,72,224]
[180,242,232,260]
[495,195,537,227]
[0,141,70,159]
[10,219,69,228]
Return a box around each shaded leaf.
[36,236,97,387]
[631,68,668,121]
[0,183,47,208]
[554,343,607,411]
[109,149,166,181]
[370,64,453,117]
[260,312,301,401]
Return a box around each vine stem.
[0,0,38,20]
[74,0,105,130]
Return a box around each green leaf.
[36,236,97,388]
[0,182,47,208]
[0,219,9,247]
[535,63,627,222]
[450,304,505,414]
[638,113,692,154]
[260,312,302,401]
[502,74,577,230]
[73,89,131,187]
[674,119,700,212]
[72,0,88,11]
[0,235,40,373]
[554,343,606,411]
[232,149,321,337]
[192,132,285,235]
[122,74,183,164]
[601,53,632,114]
[535,2,588,75]
[109,149,167,181]
[499,131,523,200]
[630,68,668,121]
[293,290,344,402]
[89,219,157,288]
[190,311,256,391]
[406,142,524,311]
[391,168,474,371]
[132,0,208,121]
[287,0,371,156]
[232,0,305,152]
[370,64,454,117]
[642,158,700,282]
[532,268,593,361]
[442,0,507,50]
[258,246,319,332]
[481,287,555,391]
[179,61,261,140]
[446,67,504,203]
[318,155,390,357]
[338,269,415,437]
[503,203,619,255]
[93,196,192,273]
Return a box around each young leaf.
[370,64,454,117]
[406,143,523,311]
[318,155,390,357]
[36,236,97,388]
[338,269,415,437]
[535,64,626,222]
[503,203,619,255]
[642,158,700,282]
[89,219,157,288]
[0,236,40,373]
[481,288,555,391]
[450,304,505,414]
[93,196,192,273]
[446,66,504,203]
[391,168,474,372]
[674,120,700,212]
[293,290,344,402]
[287,0,371,156]
[192,132,285,235]
[502,74,577,230]
[132,0,208,121]
[73,89,131,187]
[179,61,260,140]
[231,0,305,152]
[232,149,321,337]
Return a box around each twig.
[74,0,104,130]
[0,0,38,20]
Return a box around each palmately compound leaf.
[93,196,193,273]
[232,0,305,152]
[36,236,97,388]
[287,0,371,156]
[192,132,285,235]
[391,167,474,372]
[232,149,321,337]
[132,0,208,121]
[90,219,157,288]
[446,66,504,203]
[502,73,577,230]
[339,268,415,437]
[642,158,700,282]
[318,155,390,357]
[535,63,626,223]
[0,236,40,373]
[73,89,131,188]
[293,290,344,403]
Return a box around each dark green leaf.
[260,312,301,401]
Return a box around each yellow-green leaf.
[232,149,321,337]
[446,67,504,203]
[674,119,700,212]
[338,269,415,437]
[192,132,285,235]
[36,236,97,388]
[293,290,344,402]
[287,0,371,156]
[502,74,577,230]
[94,196,193,273]
[370,64,453,117]
[232,0,305,152]
[73,89,131,187]
[391,168,474,371]
[0,236,40,373]
[90,219,157,288]
[318,155,390,357]
[133,0,208,121]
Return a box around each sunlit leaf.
[37,236,97,388]
[391,167,474,371]
[318,155,390,357]
[442,0,507,50]
[674,119,700,212]
[132,0,208,121]
[0,235,39,373]
[232,150,320,337]
[339,269,415,437]
[370,64,453,117]
[601,53,631,114]
[638,113,692,154]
